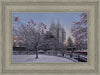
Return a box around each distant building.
[13,36,25,47]
[49,18,66,45]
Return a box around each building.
[49,18,66,45]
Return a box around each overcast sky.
[13,12,82,43]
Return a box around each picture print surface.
[13,13,87,63]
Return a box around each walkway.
[13,54,76,63]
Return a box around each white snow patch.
[13,54,75,63]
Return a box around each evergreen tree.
[67,37,75,52]
[67,37,73,47]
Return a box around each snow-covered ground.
[13,54,76,63]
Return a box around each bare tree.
[13,17,47,59]
[71,13,87,50]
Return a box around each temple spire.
[57,16,60,25]
[57,16,61,28]
[50,18,55,29]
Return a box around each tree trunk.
[35,49,38,59]
[35,45,38,59]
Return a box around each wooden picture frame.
[0,0,99,75]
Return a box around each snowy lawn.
[13,54,76,63]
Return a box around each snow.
[13,54,76,63]
[74,50,87,52]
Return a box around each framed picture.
[13,12,87,63]
[0,0,99,75]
